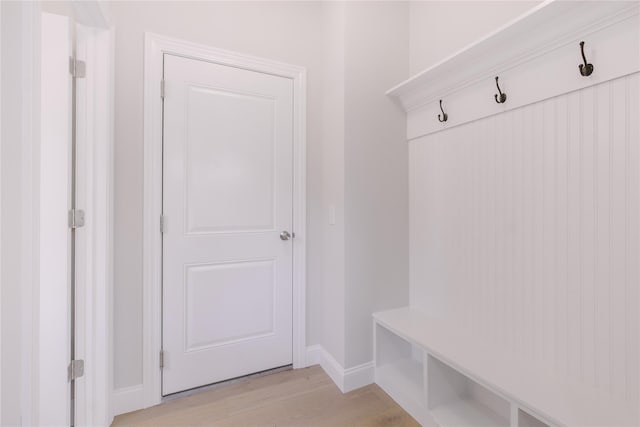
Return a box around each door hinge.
[160,79,165,99]
[160,350,165,369]
[160,215,167,233]
[69,57,86,78]
[69,209,86,229]
[68,359,85,381]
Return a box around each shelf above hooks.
[386,1,638,140]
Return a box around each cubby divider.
[427,355,510,427]
[518,409,550,427]
[374,323,427,423]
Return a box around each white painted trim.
[305,344,323,367]
[0,3,3,421]
[388,1,640,139]
[39,12,71,426]
[112,385,145,417]
[305,346,374,394]
[389,0,637,106]
[142,32,307,410]
[317,347,344,392]
[344,361,375,393]
[74,22,114,427]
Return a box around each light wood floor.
[112,365,419,427]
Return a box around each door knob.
[280,231,291,241]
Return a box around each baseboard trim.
[344,360,375,392]
[112,347,373,417]
[317,346,346,391]
[112,384,146,416]
[305,345,374,393]
[305,344,323,366]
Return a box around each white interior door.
[162,54,294,395]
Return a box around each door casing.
[141,32,307,410]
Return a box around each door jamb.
[142,32,307,409]
[73,16,114,427]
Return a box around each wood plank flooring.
[112,366,419,427]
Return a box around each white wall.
[1,1,39,424]
[110,0,413,391]
[318,1,347,366]
[0,4,25,423]
[311,0,412,371]
[343,2,410,368]
[109,0,329,389]
[409,1,539,74]
[109,0,549,393]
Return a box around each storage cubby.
[374,323,426,422]
[374,307,637,426]
[427,355,510,427]
[518,409,550,427]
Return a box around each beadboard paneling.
[409,72,639,406]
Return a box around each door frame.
[1,2,113,425]
[42,5,114,426]
[142,32,307,407]
[73,13,114,426]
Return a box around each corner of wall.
[305,345,374,394]
[112,384,146,417]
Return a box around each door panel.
[184,259,276,351]
[185,85,276,234]
[162,53,293,395]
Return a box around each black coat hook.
[438,99,448,122]
[578,41,594,77]
[494,76,507,104]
